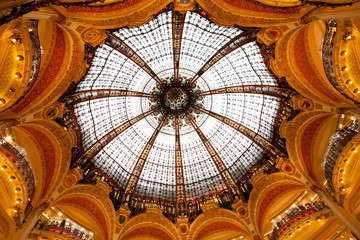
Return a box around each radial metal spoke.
[185,113,240,196]
[194,106,283,157]
[123,113,169,198]
[106,34,168,90]
[172,11,186,80]
[198,85,293,98]
[66,89,154,105]
[77,108,159,166]
[174,116,187,215]
[185,30,257,89]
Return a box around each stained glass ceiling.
[68,10,286,203]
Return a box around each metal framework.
[174,117,187,213]
[77,108,158,166]
[194,106,282,157]
[198,85,293,98]
[66,89,153,105]
[172,11,186,80]
[185,31,257,89]
[106,35,168,89]
[186,113,240,196]
[123,113,169,197]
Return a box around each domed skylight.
[68,10,286,203]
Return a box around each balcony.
[270,200,327,240]
[323,120,360,196]
[0,137,35,201]
[34,218,94,240]
[322,20,360,106]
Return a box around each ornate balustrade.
[0,0,60,25]
[9,20,42,110]
[0,137,35,201]
[126,190,233,223]
[27,20,41,91]
[36,218,93,240]
[270,200,327,240]
[78,165,234,223]
[323,120,360,196]
[322,20,360,106]
[78,156,280,222]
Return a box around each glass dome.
[69,10,285,203]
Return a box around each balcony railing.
[27,20,41,91]
[36,219,93,240]
[0,137,35,201]
[0,0,60,25]
[323,121,360,196]
[270,200,327,240]
[322,20,360,106]
[8,20,42,110]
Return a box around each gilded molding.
[331,133,360,205]
[0,22,85,120]
[248,173,305,235]
[277,208,333,240]
[119,209,179,240]
[275,28,317,99]
[333,20,360,104]
[174,0,196,12]
[257,26,284,45]
[9,22,65,116]
[116,206,131,228]
[81,27,107,46]
[15,127,55,205]
[197,0,313,27]
[0,151,28,217]
[187,207,251,240]
[62,168,83,189]
[0,19,34,113]
[22,25,85,117]
[41,102,65,120]
[53,184,116,240]
[284,111,335,185]
[277,23,353,107]
[53,0,171,29]
[19,120,73,204]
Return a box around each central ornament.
[149,76,204,128]
[164,87,189,111]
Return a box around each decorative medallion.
[150,76,203,127]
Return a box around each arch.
[0,202,15,240]
[0,148,29,215]
[193,221,250,240]
[0,18,35,112]
[2,19,85,117]
[52,183,116,240]
[248,172,307,237]
[188,207,251,240]
[277,213,345,239]
[331,19,360,104]
[52,0,171,29]
[119,208,179,240]
[197,0,313,27]
[256,0,301,8]
[10,120,73,207]
[284,111,338,185]
[275,22,354,107]
[120,226,175,240]
[334,133,360,220]
[0,161,16,240]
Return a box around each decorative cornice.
[53,0,171,29]
[197,0,313,27]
